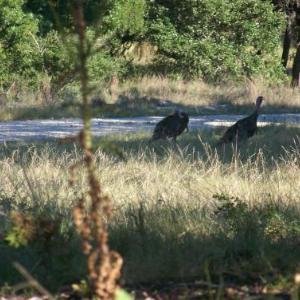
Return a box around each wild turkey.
[217,96,264,145]
[150,110,189,142]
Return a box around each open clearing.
[1,113,300,141]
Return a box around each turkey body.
[218,96,263,145]
[151,111,189,141]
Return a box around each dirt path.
[1,114,300,142]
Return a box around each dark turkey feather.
[217,96,263,145]
[151,111,189,142]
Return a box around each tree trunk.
[281,24,291,69]
[291,40,300,87]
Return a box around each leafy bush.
[0,0,288,92]
[106,0,146,36]
[41,30,74,88]
[88,48,127,82]
[0,0,40,87]
[148,0,285,80]
[214,193,300,245]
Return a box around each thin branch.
[13,262,55,300]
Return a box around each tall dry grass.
[2,129,300,287]
[111,76,299,106]
[1,76,300,121]
[1,139,300,214]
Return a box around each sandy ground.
[0,114,300,142]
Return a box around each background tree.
[0,0,40,88]
[0,0,290,92]
[272,0,300,87]
[146,0,285,81]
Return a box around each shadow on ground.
[65,94,300,117]
[1,196,300,296]
[7,93,300,121]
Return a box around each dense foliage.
[0,0,40,86]
[0,0,288,90]
[148,0,285,80]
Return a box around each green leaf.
[115,288,134,300]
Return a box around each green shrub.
[41,30,74,89]
[148,0,285,81]
[0,0,40,87]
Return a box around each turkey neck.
[253,102,262,116]
[249,107,260,119]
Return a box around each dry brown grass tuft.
[113,76,300,111]
[1,76,300,120]
[1,138,300,216]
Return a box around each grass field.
[1,77,300,120]
[1,125,300,298]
